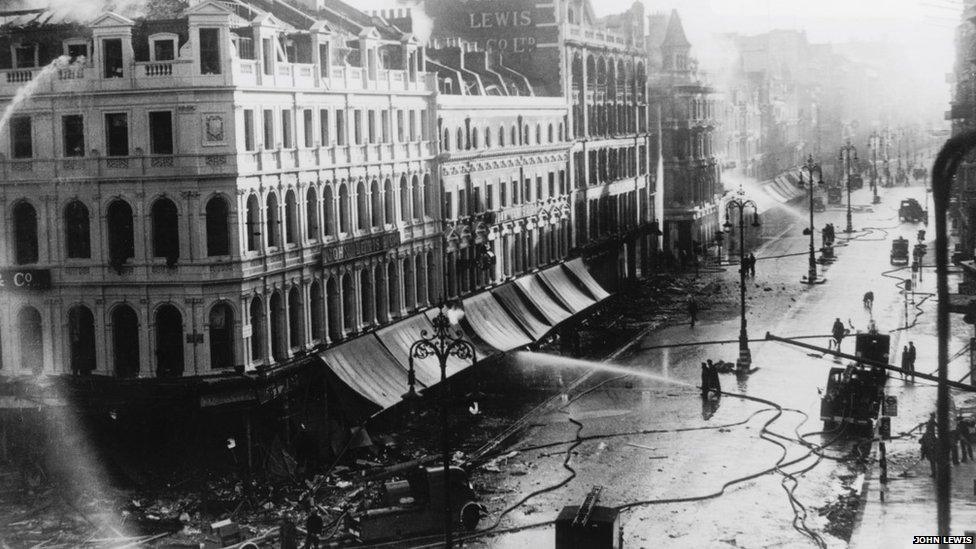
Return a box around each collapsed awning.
[564,258,611,300]
[375,313,473,386]
[537,264,598,313]
[491,283,552,340]
[515,275,572,326]
[459,292,532,352]
[318,335,413,410]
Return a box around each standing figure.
[304,499,323,549]
[959,416,975,463]
[863,291,874,312]
[701,362,710,398]
[707,359,721,395]
[907,342,917,381]
[748,253,757,277]
[688,298,698,328]
[900,346,910,380]
[921,416,938,477]
[831,318,846,351]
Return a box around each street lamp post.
[800,154,824,284]
[403,303,477,549]
[724,190,761,372]
[840,140,857,233]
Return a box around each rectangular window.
[236,37,254,60]
[103,38,123,78]
[420,110,429,140]
[263,109,274,149]
[396,110,405,142]
[303,109,313,147]
[381,110,390,143]
[148,111,174,155]
[10,116,31,159]
[444,191,453,219]
[66,43,87,62]
[63,115,85,157]
[458,189,467,217]
[499,182,507,207]
[367,110,376,144]
[536,177,543,201]
[104,112,129,156]
[153,39,175,61]
[199,28,221,74]
[336,111,346,145]
[318,43,330,76]
[548,173,555,197]
[486,184,494,210]
[243,110,255,151]
[473,188,481,214]
[511,180,519,204]
[353,110,362,144]
[14,44,35,68]
[262,38,273,75]
[524,179,532,202]
[408,110,417,141]
[281,109,292,148]
[319,110,330,145]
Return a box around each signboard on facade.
[0,269,51,291]
[322,231,401,265]
[882,395,898,417]
[427,0,546,54]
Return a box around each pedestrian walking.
[907,342,917,380]
[748,253,756,277]
[688,298,698,328]
[960,416,975,462]
[831,318,846,351]
[900,346,910,380]
[921,416,938,477]
[304,499,323,549]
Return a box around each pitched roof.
[662,9,690,48]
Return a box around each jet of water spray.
[0,55,72,138]
[514,351,693,387]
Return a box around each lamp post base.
[736,348,752,373]
[801,275,827,285]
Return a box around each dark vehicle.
[898,198,927,223]
[349,465,482,543]
[890,236,909,265]
[812,196,826,212]
[827,186,843,205]
[820,332,890,430]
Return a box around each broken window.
[102,38,123,78]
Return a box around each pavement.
[460,183,948,548]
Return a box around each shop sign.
[0,269,51,291]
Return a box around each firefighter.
[831,318,846,351]
[707,359,722,395]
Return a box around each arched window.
[403,256,416,309]
[510,125,517,146]
[523,125,530,144]
[68,305,96,375]
[375,266,388,324]
[558,122,564,141]
[107,200,135,266]
[400,175,410,222]
[472,127,480,149]
[384,178,395,224]
[155,304,184,377]
[415,254,427,306]
[112,304,139,378]
[326,277,341,341]
[206,196,230,256]
[266,193,280,247]
[370,179,382,228]
[288,286,303,349]
[356,181,369,230]
[18,306,42,374]
[12,201,38,265]
[64,201,91,259]
[151,198,180,263]
[484,127,492,148]
[360,268,374,326]
[443,128,450,151]
[306,187,319,240]
[387,262,399,318]
[412,175,422,219]
[310,280,323,340]
[426,252,436,306]
[456,127,464,150]
[338,183,350,233]
[423,174,434,217]
[246,195,261,252]
[548,124,554,143]
[284,189,297,244]
[536,124,542,144]
[499,126,505,147]
[249,296,265,362]
[342,273,356,333]
[209,302,234,369]
[323,185,335,236]
[269,291,284,361]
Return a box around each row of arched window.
[247,252,438,363]
[243,174,434,252]
[10,195,232,267]
[5,300,235,378]
[442,121,565,152]
[570,53,648,138]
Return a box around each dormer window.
[63,40,88,63]
[13,43,37,68]
[199,28,221,75]
[151,34,176,61]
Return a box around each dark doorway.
[68,305,96,374]
[155,305,185,377]
[112,305,139,378]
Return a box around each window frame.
[148,110,175,156]
[103,111,130,157]
[149,33,178,62]
[62,114,86,158]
